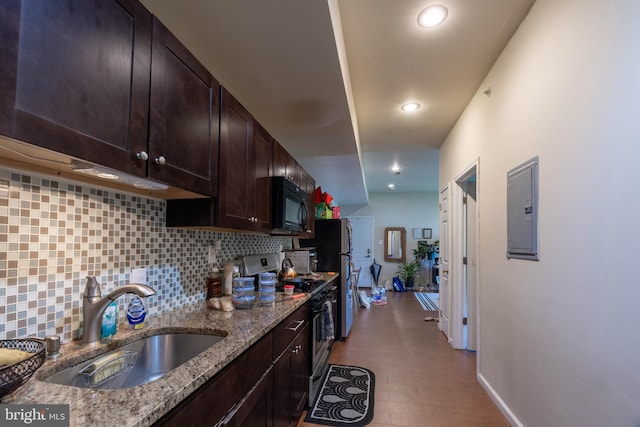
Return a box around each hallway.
[297,291,509,427]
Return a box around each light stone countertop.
[2,274,338,427]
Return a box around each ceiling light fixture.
[388,184,396,190]
[417,4,448,28]
[401,102,420,112]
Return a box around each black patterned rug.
[305,364,375,427]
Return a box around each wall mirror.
[384,227,406,263]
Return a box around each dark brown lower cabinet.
[153,334,272,426]
[220,368,273,427]
[273,325,309,427]
[154,303,309,427]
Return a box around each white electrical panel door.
[507,157,539,261]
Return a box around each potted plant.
[396,260,420,289]
[412,245,428,261]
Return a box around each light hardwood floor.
[297,291,509,427]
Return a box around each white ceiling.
[140,0,534,207]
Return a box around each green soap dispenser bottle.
[101,300,118,340]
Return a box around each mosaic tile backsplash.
[0,167,292,343]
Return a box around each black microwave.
[272,176,309,234]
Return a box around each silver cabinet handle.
[155,156,166,165]
[286,320,304,332]
[136,151,148,161]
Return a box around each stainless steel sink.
[43,333,224,390]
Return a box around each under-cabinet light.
[71,161,168,190]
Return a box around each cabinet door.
[222,368,274,427]
[149,18,219,196]
[273,324,309,427]
[273,142,299,186]
[291,325,309,418]
[154,333,272,427]
[298,168,315,237]
[253,123,273,231]
[0,0,151,176]
[273,346,292,427]
[218,88,254,229]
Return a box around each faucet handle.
[84,276,102,298]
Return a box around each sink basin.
[43,333,224,390]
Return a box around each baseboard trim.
[477,371,523,427]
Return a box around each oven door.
[309,302,332,405]
[311,303,332,371]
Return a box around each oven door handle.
[312,305,329,315]
[286,319,305,332]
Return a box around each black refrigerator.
[300,219,353,339]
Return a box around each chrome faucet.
[82,276,156,345]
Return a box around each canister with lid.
[232,277,255,309]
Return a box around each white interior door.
[439,185,450,339]
[347,216,374,287]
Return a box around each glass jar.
[206,266,222,299]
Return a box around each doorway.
[347,216,374,288]
[450,160,479,351]
[438,185,450,341]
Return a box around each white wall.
[439,0,640,426]
[341,191,439,288]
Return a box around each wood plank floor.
[296,291,509,427]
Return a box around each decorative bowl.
[0,339,46,399]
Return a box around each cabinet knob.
[155,156,166,165]
[136,151,149,161]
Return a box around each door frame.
[450,158,480,351]
[438,183,450,340]
[345,215,375,287]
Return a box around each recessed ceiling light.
[388,184,396,190]
[401,102,420,112]
[417,4,448,28]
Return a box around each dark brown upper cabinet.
[298,167,315,237]
[273,142,300,187]
[218,88,274,232]
[273,141,314,236]
[218,88,254,229]
[0,0,151,177]
[252,122,274,231]
[148,17,220,196]
[0,1,219,196]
